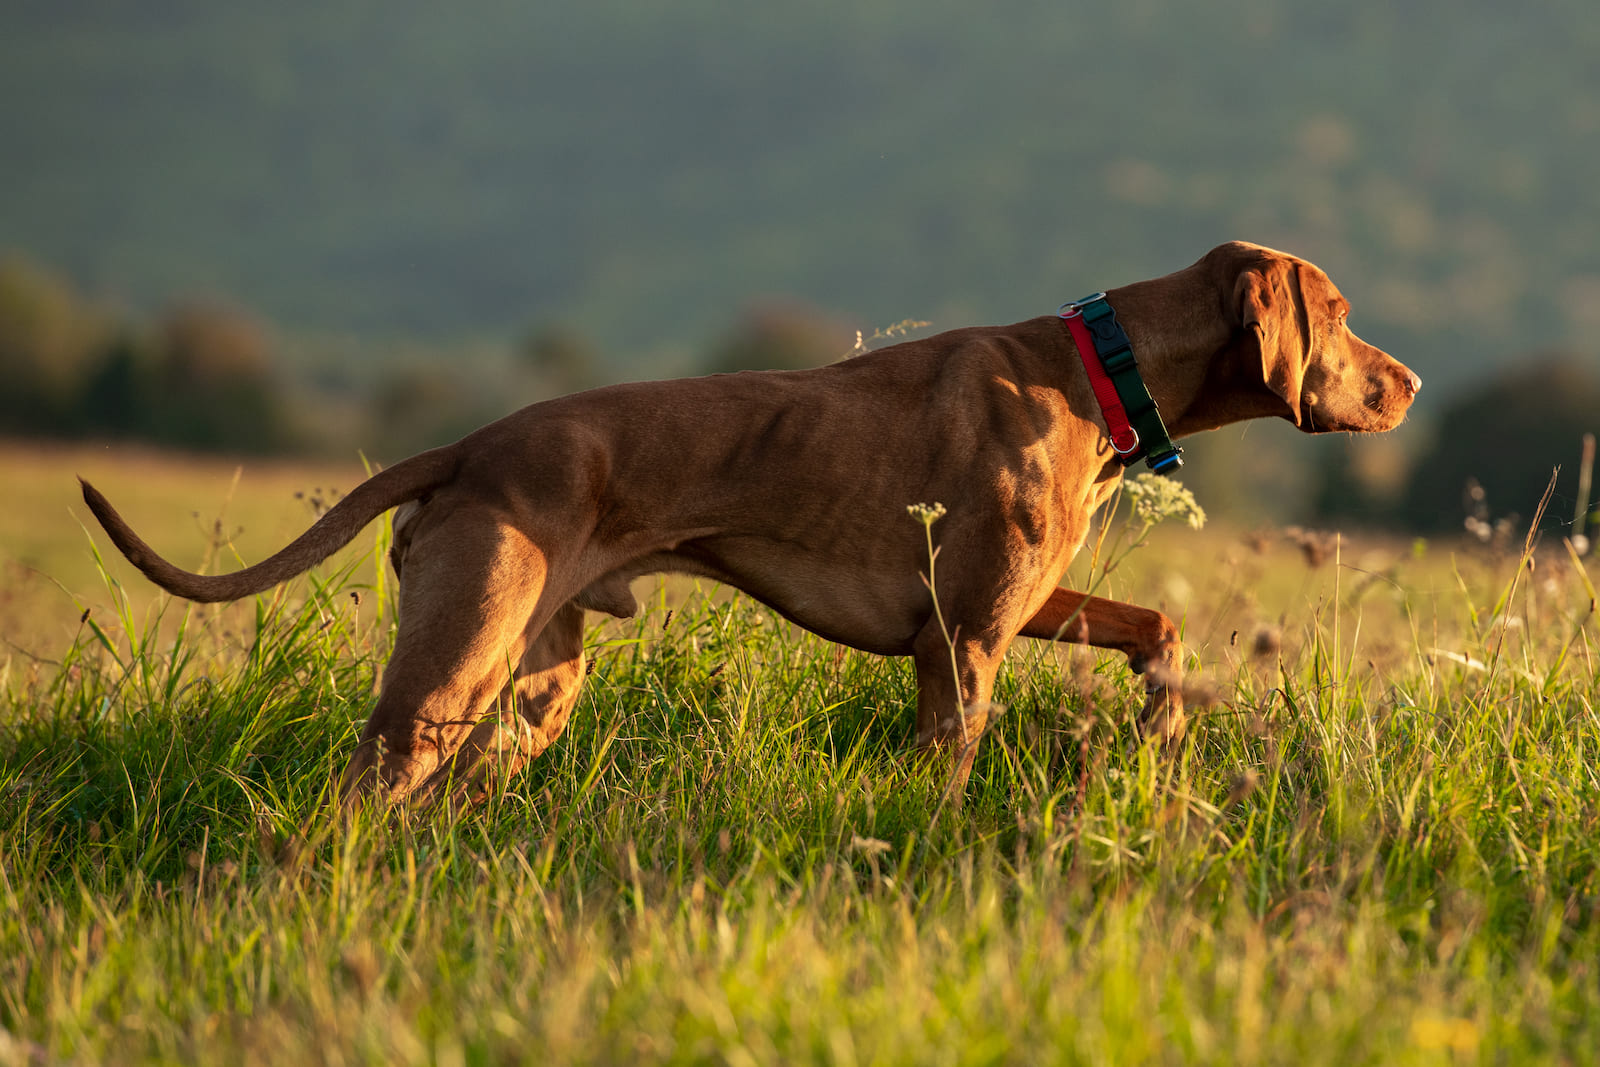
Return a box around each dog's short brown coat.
[82,241,1419,806]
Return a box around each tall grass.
[1,504,1597,1064]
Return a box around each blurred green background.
[1,0,1598,535]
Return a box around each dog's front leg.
[911,618,1006,795]
[1019,587,1185,742]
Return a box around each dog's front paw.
[1136,677,1187,747]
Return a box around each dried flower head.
[1251,626,1282,660]
[906,501,948,527]
[1284,525,1338,567]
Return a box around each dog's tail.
[79,446,460,603]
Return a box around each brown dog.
[81,241,1419,806]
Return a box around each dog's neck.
[1105,273,1295,439]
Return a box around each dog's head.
[1225,244,1420,434]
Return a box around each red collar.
[1058,293,1185,473]
[1060,299,1141,458]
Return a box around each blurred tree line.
[6,247,1595,540]
[0,252,854,461]
[1314,356,1600,541]
[0,255,290,452]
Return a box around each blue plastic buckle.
[1148,449,1184,474]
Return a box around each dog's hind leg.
[339,508,563,806]
[411,599,589,809]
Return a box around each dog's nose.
[1403,370,1421,397]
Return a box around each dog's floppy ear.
[1233,258,1310,426]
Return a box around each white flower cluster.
[1124,473,1207,530]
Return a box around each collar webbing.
[1059,293,1184,474]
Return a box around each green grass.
[1,503,1598,1064]
[0,441,380,657]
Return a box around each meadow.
[1,444,1597,1064]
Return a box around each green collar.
[1060,293,1184,473]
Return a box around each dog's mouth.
[1299,391,1412,434]
[1298,392,1348,433]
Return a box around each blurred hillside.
[3,0,1598,386]
[1,0,1598,536]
